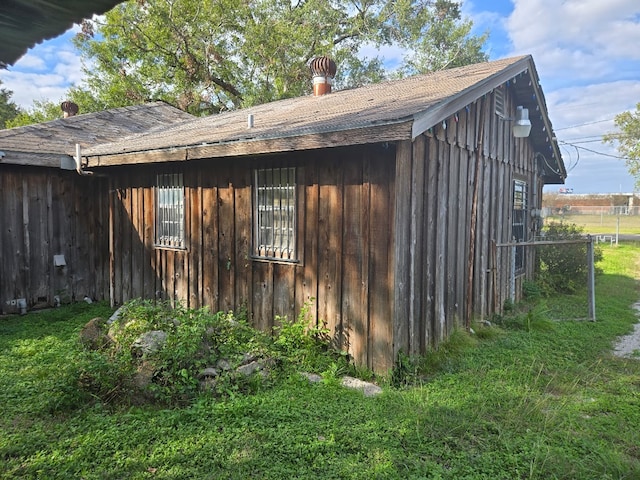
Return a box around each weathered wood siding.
[393,89,540,358]
[107,145,396,372]
[0,166,109,312]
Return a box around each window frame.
[252,166,298,262]
[512,178,528,275]
[154,172,186,250]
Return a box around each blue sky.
[1,0,639,194]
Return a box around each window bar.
[277,167,283,258]
[286,168,292,259]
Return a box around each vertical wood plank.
[217,167,235,312]
[202,171,219,312]
[47,176,55,306]
[369,149,394,372]
[143,181,156,301]
[317,158,344,349]
[409,135,426,355]
[456,149,469,323]
[342,155,366,365]
[130,184,143,298]
[189,171,203,308]
[392,139,412,358]
[233,164,252,312]
[273,263,296,322]
[423,137,438,349]
[434,141,448,342]
[21,178,31,303]
[252,261,274,331]
[121,185,133,303]
[296,162,319,325]
[446,144,460,325]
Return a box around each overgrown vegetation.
[77,299,349,406]
[537,220,603,294]
[2,244,640,478]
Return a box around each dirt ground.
[612,302,640,358]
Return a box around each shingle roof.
[84,56,531,161]
[0,101,193,167]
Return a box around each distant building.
[542,192,639,216]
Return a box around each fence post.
[587,235,596,321]
[510,244,516,303]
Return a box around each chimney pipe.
[61,101,79,118]
[309,56,337,96]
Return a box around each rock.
[199,367,219,378]
[107,305,124,325]
[216,359,232,371]
[79,317,111,350]
[240,352,257,365]
[131,330,167,358]
[341,376,383,397]
[236,360,262,376]
[301,372,323,383]
[133,360,156,390]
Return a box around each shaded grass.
[2,245,640,479]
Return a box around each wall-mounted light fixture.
[512,106,532,138]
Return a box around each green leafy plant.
[537,221,603,294]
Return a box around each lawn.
[1,244,640,479]
[545,213,640,235]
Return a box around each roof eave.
[84,119,414,168]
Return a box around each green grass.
[546,214,640,235]
[2,245,640,479]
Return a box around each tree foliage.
[604,102,640,187]
[5,99,63,128]
[68,0,487,116]
[0,81,20,129]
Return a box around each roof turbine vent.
[309,56,337,96]
[61,101,79,118]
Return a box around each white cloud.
[507,0,640,83]
[13,53,47,71]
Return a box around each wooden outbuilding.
[1,56,566,372]
[0,102,192,310]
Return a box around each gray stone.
[216,359,232,371]
[236,361,262,376]
[301,372,323,383]
[199,367,219,378]
[341,376,383,397]
[240,352,258,365]
[107,305,124,325]
[131,330,167,357]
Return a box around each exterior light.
[512,106,532,138]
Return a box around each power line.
[555,118,616,131]
[558,141,632,160]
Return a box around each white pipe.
[75,143,93,176]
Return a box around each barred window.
[155,173,185,248]
[512,179,527,273]
[254,167,296,261]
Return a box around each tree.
[0,81,20,128]
[5,99,63,128]
[604,103,640,187]
[69,0,488,116]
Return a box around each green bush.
[537,221,602,294]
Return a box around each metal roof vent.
[310,56,337,96]
[61,101,79,118]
